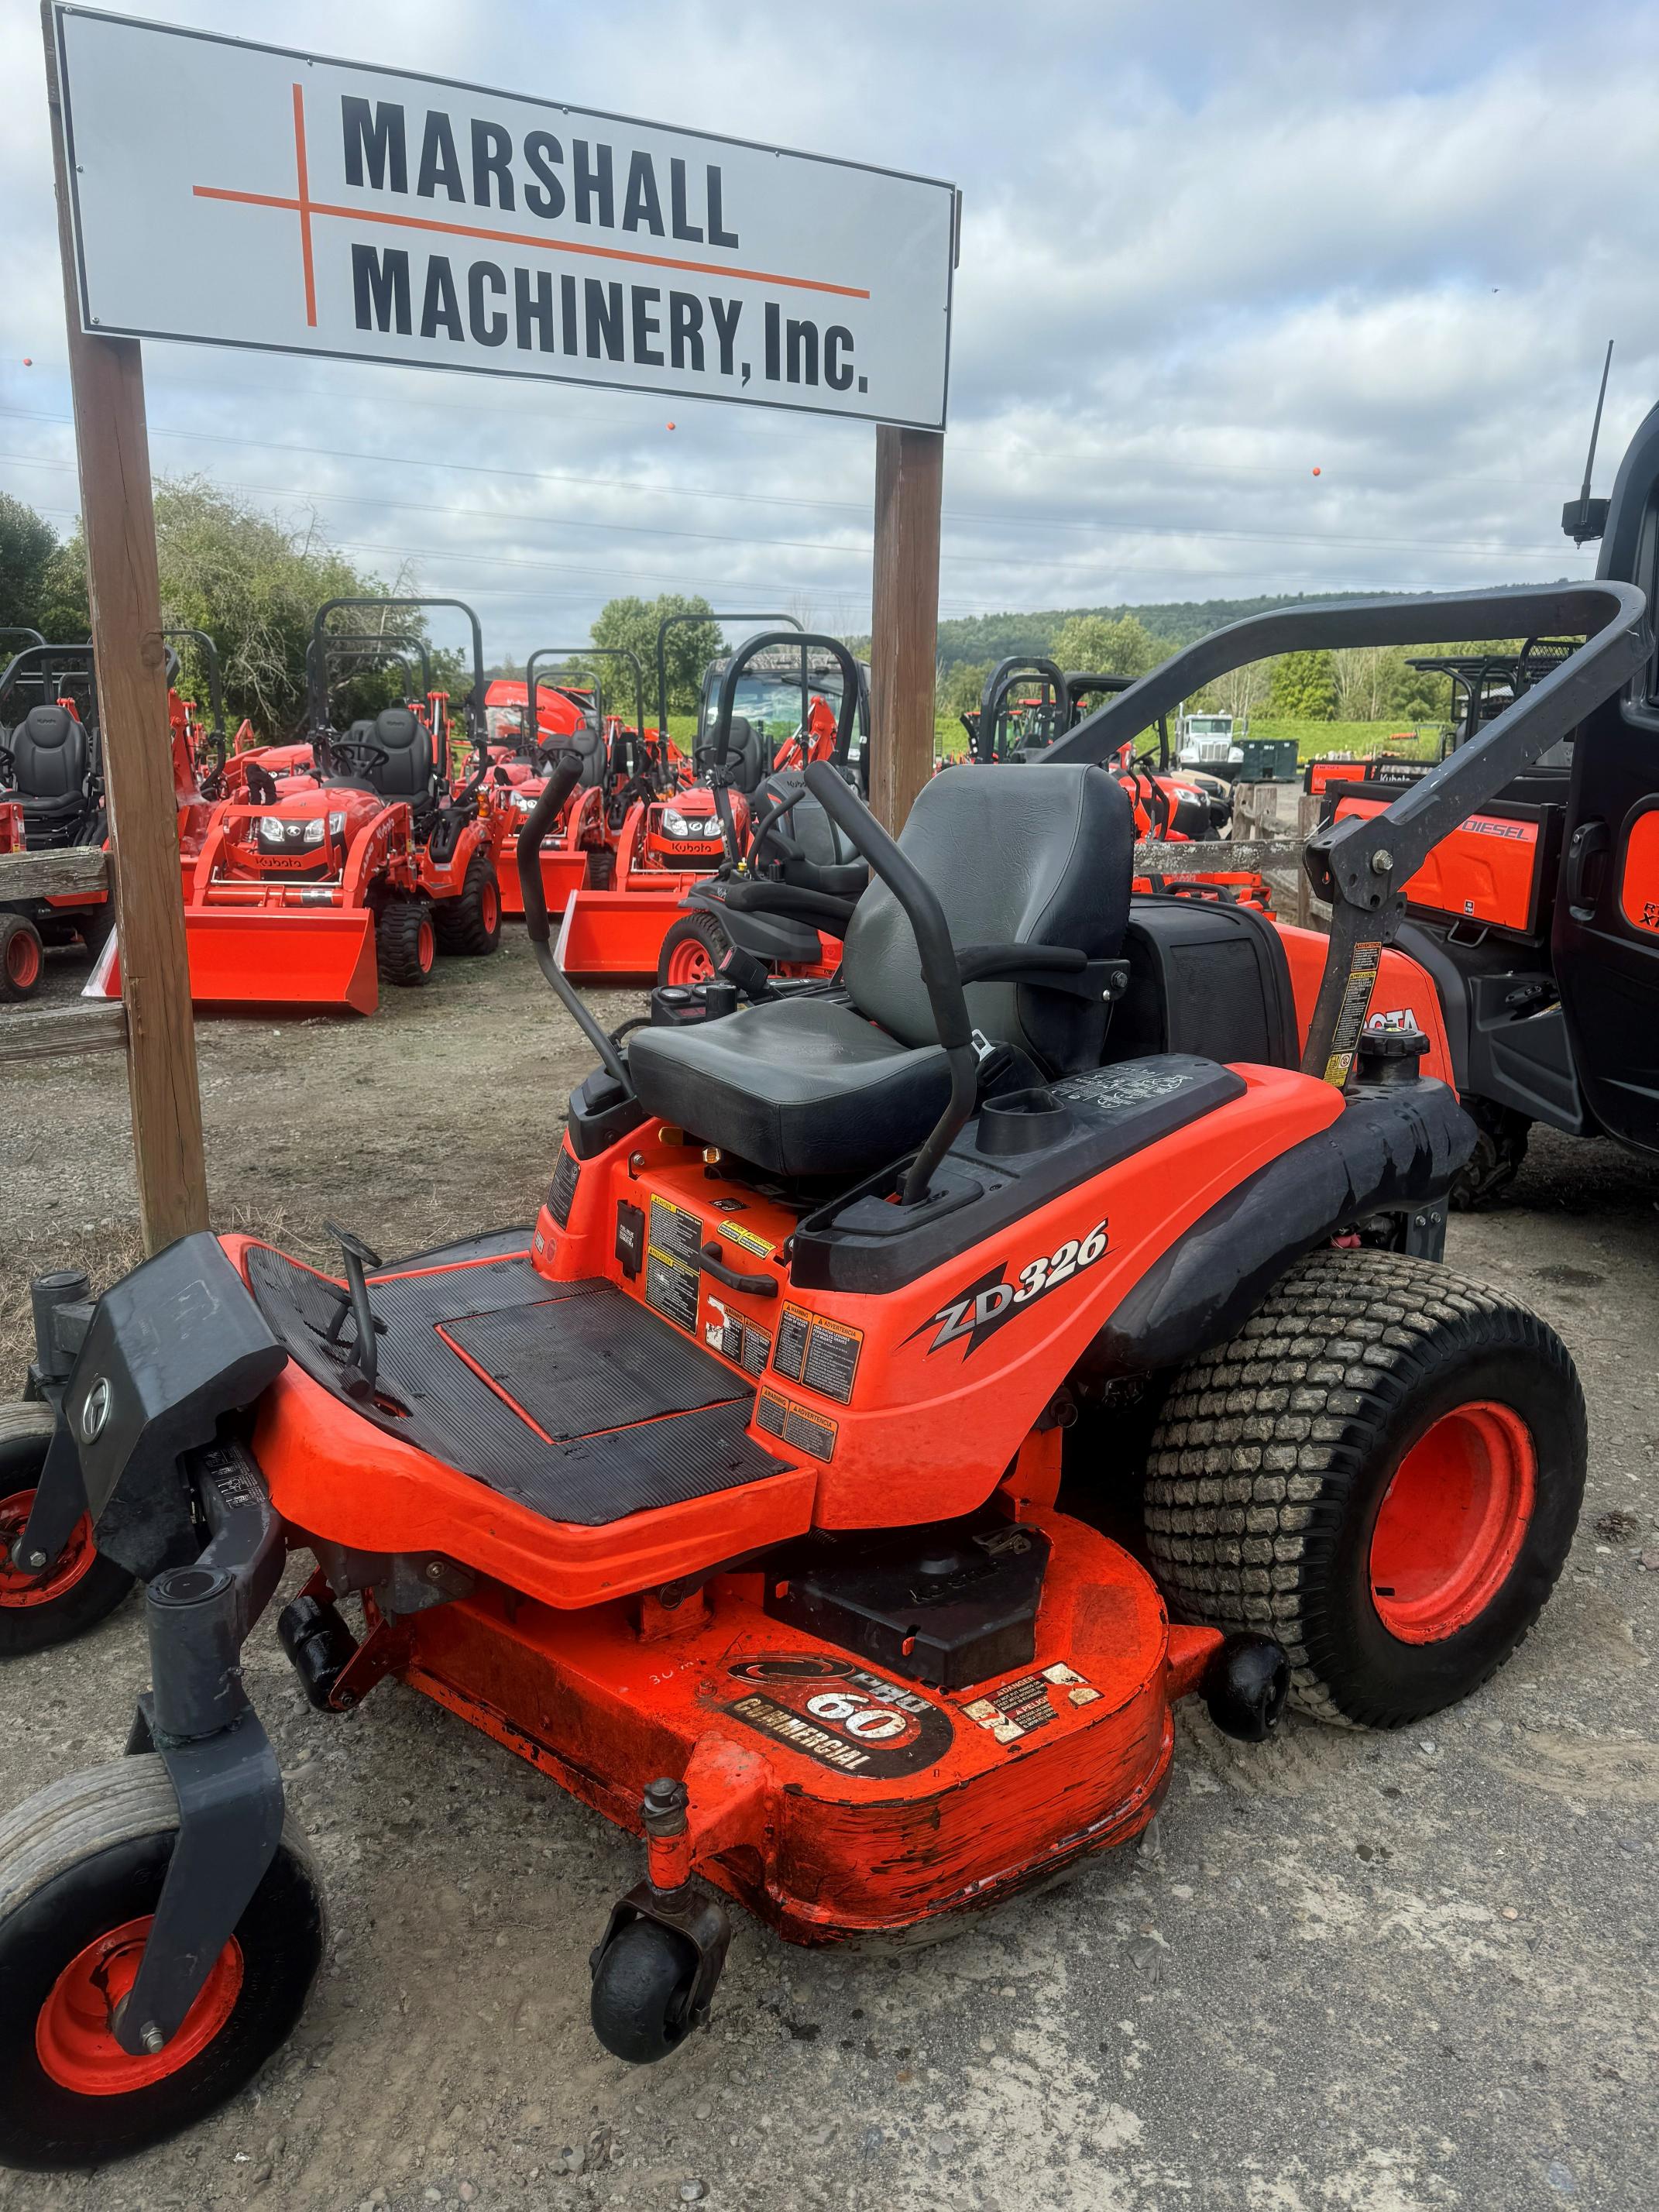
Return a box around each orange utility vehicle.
[0,582,1641,2168]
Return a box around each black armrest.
[956,943,1129,1004]
[955,943,1087,984]
[787,859,869,900]
[723,879,857,933]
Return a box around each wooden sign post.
[868,426,945,836]
[45,10,208,1250]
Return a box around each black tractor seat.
[629,764,1134,1178]
[4,703,94,842]
[328,707,437,802]
[753,768,869,898]
[696,713,769,795]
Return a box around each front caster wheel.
[0,1403,135,1658]
[1202,1633,1290,1742]
[590,1916,704,2064]
[0,1757,325,2169]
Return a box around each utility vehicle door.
[1554,404,1659,1152]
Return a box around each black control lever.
[321,1219,383,1393]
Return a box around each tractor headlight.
[510,790,538,812]
[327,811,347,838]
[256,816,289,849]
[660,806,692,836]
[303,818,327,847]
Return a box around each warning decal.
[718,1654,953,1777]
[755,1389,838,1461]
[703,1295,772,1377]
[1321,939,1383,1088]
[648,1194,703,1266]
[771,1302,864,1403]
[963,1662,1100,1747]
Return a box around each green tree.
[1268,649,1338,720]
[39,477,410,735]
[1049,612,1162,679]
[0,493,60,638]
[591,593,722,723]
[939,659,993,722]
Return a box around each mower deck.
[244,1239,787,1527]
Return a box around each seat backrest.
[843,763,1134,1073]
[569,713,607,789]
[366,706,434,799]
[12,704,88,799]
[755,768,860,881]
[719,714,768,795]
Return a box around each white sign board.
[53,7,957,430]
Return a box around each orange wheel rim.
[1369,1401,1536,1643]
[0,1492,96,1607]
[36,1916,243,2095]
[666,936,716,986]
[481,881,500,930]
[417,918,435,971]
[5,929,40,988]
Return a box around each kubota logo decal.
[912,1221,1109,1357]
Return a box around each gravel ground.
[1,929,1655,2212]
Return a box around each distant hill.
[930,589,1438,670]
[844,596,1372,669]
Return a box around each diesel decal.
[912,1221,1108,1357]
[720,1656,953,1776]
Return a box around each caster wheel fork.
[589,1777,733,2066]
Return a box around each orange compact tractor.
[127,598,507,1016]
[1,642,118,994]
[491,646,663,919]
[1299,399,1659,1201]
[0,577,1641,2167]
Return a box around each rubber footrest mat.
[245,1241,785,1527]
[443,1297,745,1441]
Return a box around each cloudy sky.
[3,0,1656,661]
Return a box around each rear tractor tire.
[0,913,44,1001]
[0,1758,324,2168]
[1142,1249,1585,1728]
[432,854,502,957]
[656,912,731,991]
[375,895,435,988]
[0,1403,134,1657]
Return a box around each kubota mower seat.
[628,764,1133,1178]
[6,703,91,840]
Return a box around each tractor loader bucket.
[496,843,589,919]
[94,908,380,1015]
[555,887,687,977]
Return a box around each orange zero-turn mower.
[119,597,507,1017]
[0,579,1644,2167]
[552,614,822,978]
[654,634,871,994]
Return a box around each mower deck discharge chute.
[0,582,1644,2168]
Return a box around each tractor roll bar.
[307,631,433,709]
[515,752,634,1091]
[524,646,647,764]
[803,758,977,1208]
[160,629,226,741]
[309,596,487,766]
[657,610,803,749]
[1047,580,1651,1083]
[707,630,860,863]
[525,649,603,758]
[974,656,1068,762]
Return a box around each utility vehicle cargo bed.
[246,1240,785,1527]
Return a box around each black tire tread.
[655,912,730,990]
[1142,1248,1581,1726]
[0,913,43,1003]
[432,854,501,956]
[375,895,432,988]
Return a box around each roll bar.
[309,596,487,768]
[657,610,802,747]
[515,752,634,1090]
[307,630,433,710]
[705,629,860,861]
[524,646,647,766]
[160,629,226,743]
[974,656,1067,762]
[1047,580,1652,1082]
[803,759,978,1207]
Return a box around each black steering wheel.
[328,736,390,779]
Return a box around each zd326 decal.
[912,1221,1109,1357]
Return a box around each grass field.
[930,716,1443,764]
